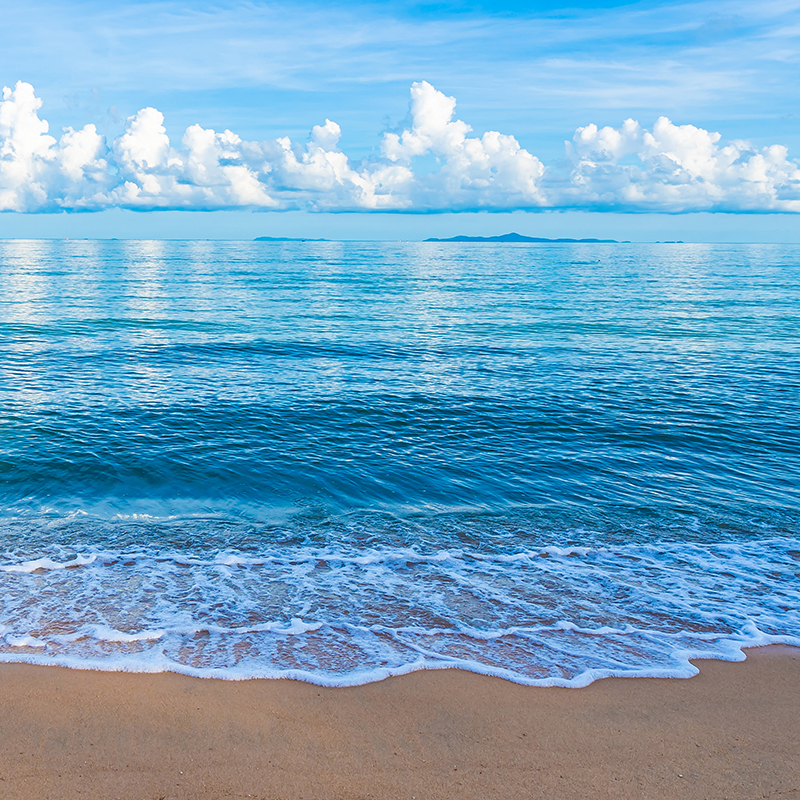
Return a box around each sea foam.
[1,537,797,686]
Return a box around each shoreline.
[0,645,798,799]
[1,639,788,687]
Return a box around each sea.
[0,238,798,686]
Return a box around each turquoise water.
[0,239,798,684]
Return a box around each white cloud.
[1,79,799,214]
[0,93,278,212]
[265,127,414,210]
[0,81,110,211]
[110,108,277,209]
[564,116,800,211]
[383,81,546,209]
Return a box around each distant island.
[254,236,329,242]
[253,233,624,243]
[424,232,618,243]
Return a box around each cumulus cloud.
[1,79,799,213]
[383,81,546,209]
[265,122,413,210]
[110,108,277,209]
[564,116,800,211]
[0,81,110,211]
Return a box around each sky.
[2,0,800,240]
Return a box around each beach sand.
[0,645,797,800]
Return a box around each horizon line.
[2,237,800,244]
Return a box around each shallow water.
[0,239,798,684]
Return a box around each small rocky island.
[424,232,618,243]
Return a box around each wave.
[1,538,798,686]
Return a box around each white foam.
[0,554,98,573]
[84,625,167,643]
[0,537,798,687]
[5,634,46,648]
[540,546,593,558]
[0,638,781,687]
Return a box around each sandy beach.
[0,645,796,800]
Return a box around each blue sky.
[1,0,800,239]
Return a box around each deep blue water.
[0,239,798,684]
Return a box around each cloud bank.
[2,80,799,214]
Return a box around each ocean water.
[0,239,798,686]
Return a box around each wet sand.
[0,645,797,800]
